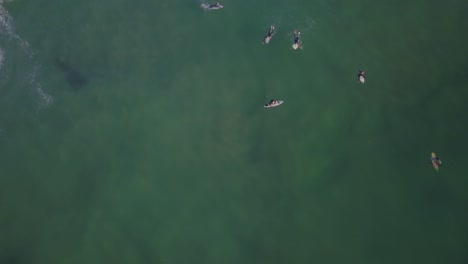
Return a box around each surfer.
[264,99,282,108]
[429,152,442,171]
[263,25,275,44]
[294,31,301,44]
[202,2,223,10]
[292,31,302,49]
[357,69,366,83]
[209,2,221,8]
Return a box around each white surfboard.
[264,100,284,108]
[292,43,299,50]
[359,75,365,83]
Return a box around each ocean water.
[0,0,467,263]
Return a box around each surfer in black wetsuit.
[294,31,301,44]
[357,69,366,82]
[209,2,221,8]
[267,26,275,37]
[263,25,275,44]
[264,99,277,107]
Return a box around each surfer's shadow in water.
[55,58,87,90]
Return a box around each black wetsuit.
[357,70,365,79]
[294,35,300,44]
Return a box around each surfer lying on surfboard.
[292,31,302,50]
[429,152,442,171]
[264,99,283,108]
[209,2,223,9]
[357,69,366,83]
[202,2,223,10]
[263,25,275,44]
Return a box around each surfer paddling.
[264,99,283,108]
[207,2,223,9]
[292,31,302,50]
[202,2,223,10]
[263,25,275,44]
[357,69,366,83]
[429,152,442,171]
[210,2,221,8]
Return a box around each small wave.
[0,1,30,56]
[0,47,4,70]
[32,74,54,110]
[0,0,53,109]
[201,3,212,10]
[28,64,53,110]
[0,1,13,35]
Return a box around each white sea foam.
[0,47,4,70]
[29,64,53,110]
[0,0,52,109]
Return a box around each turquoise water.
[1,0,467,263]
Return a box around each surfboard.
[359,75,366,83]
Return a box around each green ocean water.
[0,0,467,263]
